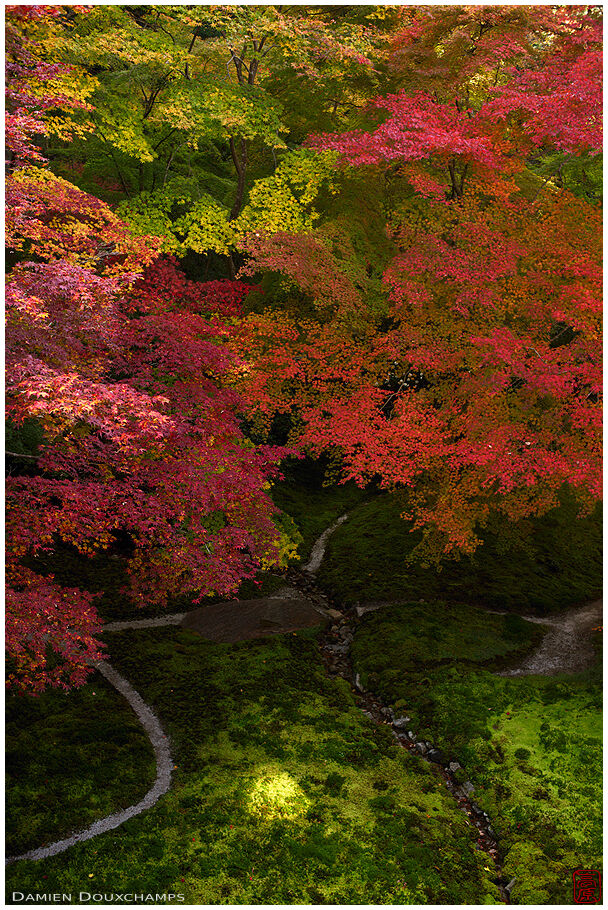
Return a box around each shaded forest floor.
[5,471,603,905]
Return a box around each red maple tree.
[5,8,285,693]
[235,5,602,554]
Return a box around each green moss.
[5,676,156,856]
[318,490,602,612]
[6,627,501,905]
[271,467,368,560]
[352,603,602,904]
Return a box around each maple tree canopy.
[5,5,602,691]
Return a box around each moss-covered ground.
[352,602,602,904]
[5,676,156,857]
[319,490,602,612]
[6,474,602,904]
[6,627,502,905]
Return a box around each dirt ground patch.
[181,596,324,642]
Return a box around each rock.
[354,673,364,692]
[414,742,428,755]
[392,716,411,729]
[487,825,497,840]
[427,748,445,765]
[506,878,517,893]
[462,781,475,795]
[408,730,416,740]
[327,642,349,655]
[182,596,322,642]
[326,609,344,620]
[448,761,462,773]
[355,602,387,618]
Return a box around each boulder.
[181,597,322,643]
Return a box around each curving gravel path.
[6,661,172,866]
[302,513,348,575]
[7,511,600,869]
[5,518,349,866]
[499,598,602,676]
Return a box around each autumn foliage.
[5,5,602,691]
[6,7,284,692]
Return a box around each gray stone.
[448,761,462,773]
[408,730,416,740]
[392,716,411,728]
[326,609,344,620]
[354,673,364,692]
[427,748,445,765]
[506,878,517,893]
[414,742,428,755]
[462,780,475,795]
[327,642,349,655]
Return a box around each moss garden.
[5,484,602,905]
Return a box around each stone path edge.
[6,661,172,866]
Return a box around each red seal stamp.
[573,869,602,904]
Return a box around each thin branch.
[6,450,39,459]
[153,127,178,151]
[97,129,131,197]
[156,21,176,45]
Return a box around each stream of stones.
[285,559,512,904]
[11,512,600,901]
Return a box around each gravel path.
[102,613,185,632]
[6,661,172,866]
[499,598,602,676]
[302,513,348,575]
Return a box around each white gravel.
[303,513,349,575]
[6,660,172,865]
[500,598,602,676]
